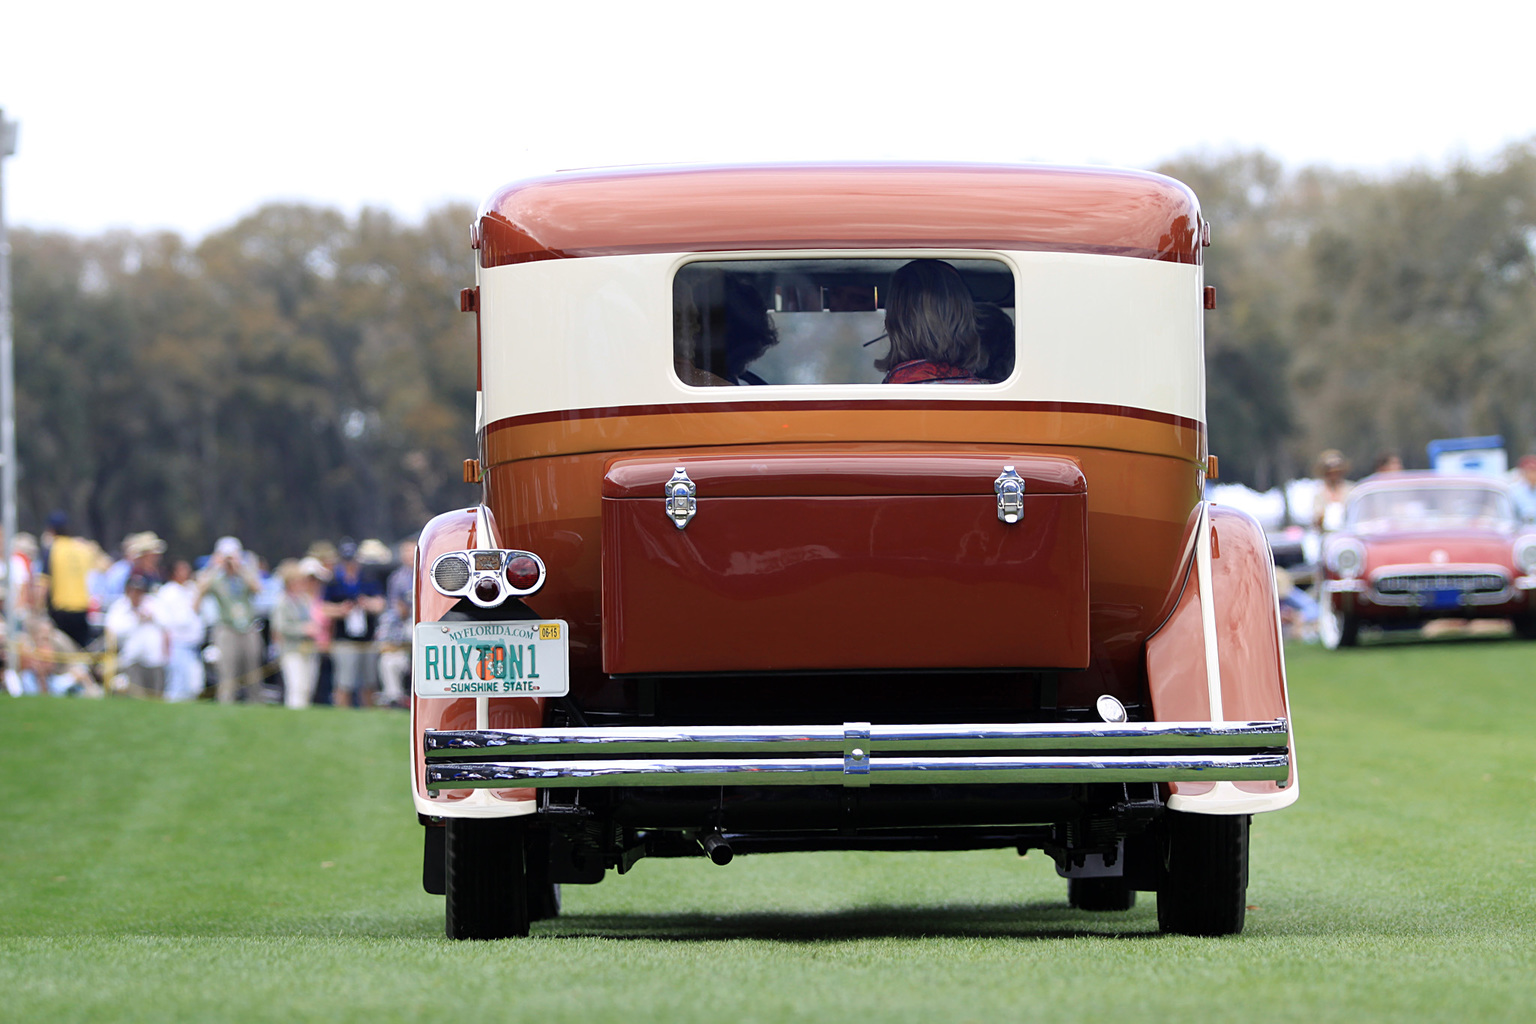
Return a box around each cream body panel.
[477,250,1204,427]
[1168,779,1300,814]
[413,787,536,819]
[1173,504,1299,816]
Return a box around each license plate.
[1428,590,1463,610]
[413,620,569,697]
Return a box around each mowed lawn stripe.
[2,637,1533,1022]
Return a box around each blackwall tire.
[528,880,562,922]
[1156,812,1249,937]
[445,818,530,940]
[1068,876,1136,912]
[525,830,562,922]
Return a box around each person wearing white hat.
[197,537,266,704]
[97,531,169,611]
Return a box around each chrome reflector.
[1096,694,1128,724]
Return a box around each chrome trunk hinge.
[994,466,1025,524]
[664,467,697,530]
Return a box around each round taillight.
[473,578,501,603]
[505,555,540,591]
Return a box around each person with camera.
[196,536,266,704]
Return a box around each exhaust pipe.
[700,831,734,866]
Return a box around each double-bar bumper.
[423,719,1290,790]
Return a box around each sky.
[4,0,1536,241]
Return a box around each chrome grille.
[1373,572,1507,595]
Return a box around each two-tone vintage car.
[410,163,1298,939]
[1319,471,1536,647]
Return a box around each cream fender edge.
[1161,502,1300,815]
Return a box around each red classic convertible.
[1319,472,1536,647]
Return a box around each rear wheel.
[1319,590,1359,649]
[445,818,529,940]
[1068,876,1136,911]
[1156,812,1249,936]
[1513,614,1536,640]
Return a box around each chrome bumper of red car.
[1326,574,1536,608]
[422,719,1290,790]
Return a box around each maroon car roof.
[476,163,1203,268]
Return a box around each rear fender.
[1145,502,1299,814]
[410,505,542,818]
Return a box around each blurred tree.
[14,145,1536,559]
[1293,142,1536,471]
[1157,151,1302,489]
[11,203,478,562]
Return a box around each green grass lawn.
[3,638,1534,1022]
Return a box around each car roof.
[476,163,1203,269]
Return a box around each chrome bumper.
[423,719,1290,790]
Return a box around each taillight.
[505,555,540,590]
[429,549,546,607]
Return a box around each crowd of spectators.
[1,511,416,709]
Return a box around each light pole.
[1,108,18,678]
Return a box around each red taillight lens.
[473,578,501,603]
[505,555,540,591]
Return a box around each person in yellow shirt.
[42,510,96,649]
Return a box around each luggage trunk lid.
[601,450,1089,674]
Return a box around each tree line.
[12,144,1536,557]
[13,204,480,560]
[1165,142,1536,487]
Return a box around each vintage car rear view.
[411,164,1298,939]
[1319,472,1536,647]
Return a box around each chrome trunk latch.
[994,466,1025,524]
[664,467,697,530]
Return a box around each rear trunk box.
[600,451,1089,674]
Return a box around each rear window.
[673,257,1015,386]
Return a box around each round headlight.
[1326,538,1366,579]
[1514,535,1536,574]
